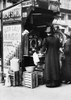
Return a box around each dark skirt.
[46,80,61,87]
[43,50,61,87]
[61,57,71,82]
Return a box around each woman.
[41,26,62,87]
[61,33,71,84]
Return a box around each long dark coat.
[42,35,62,83]
[61,39,71,81]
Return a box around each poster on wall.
[3,24,21,68]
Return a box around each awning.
[24,7,59,31]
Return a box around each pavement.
[0,83,71,100]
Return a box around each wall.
[60,0,71,10]
[60,0,71,27]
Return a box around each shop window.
[68,14,71,20]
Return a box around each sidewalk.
[0,83,71,100]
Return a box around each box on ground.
[23,71,38,88]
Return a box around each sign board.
[3,4,21,22]
[3,24,21,68]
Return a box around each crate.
[23,71,38,88]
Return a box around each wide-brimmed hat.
[45,25,55,34]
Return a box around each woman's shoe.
[46,83,51,87]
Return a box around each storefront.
[1,0,60,86]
